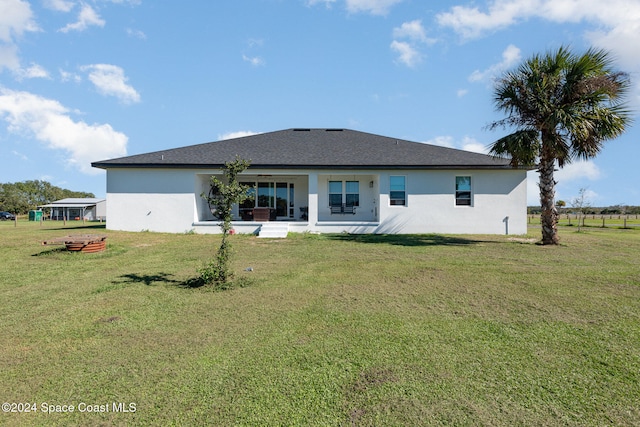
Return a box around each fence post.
[602,217,605,228]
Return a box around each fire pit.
[42,234,107,253]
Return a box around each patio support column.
[308,172,318,225]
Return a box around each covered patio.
[38,198,106,221]
[195,172,380,225]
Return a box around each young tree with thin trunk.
[571,188,591,232]
[199,156,251,288]
[488,46,631,245]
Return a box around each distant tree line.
[528,204,640,215]
[0,180,94,214]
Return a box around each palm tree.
[489,46,631,244]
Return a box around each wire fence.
[528,214,640,228]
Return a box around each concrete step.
[257,222,289,238]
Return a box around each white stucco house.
[92,128,530,236]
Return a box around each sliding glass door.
[257,182,274,208]
[244,181,295,219]
[276,183,288,217]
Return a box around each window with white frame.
[390,176,406,206]
[455,176,472,206]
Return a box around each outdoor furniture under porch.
[240,207,277,222]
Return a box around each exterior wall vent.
[293,128,310,131]
[325,129,344,131]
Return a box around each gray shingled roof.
[92,128,516,170]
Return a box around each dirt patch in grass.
[345,367,399,425]
[508,237,538,244]
[97,316,121,323]
[351,367,398,393]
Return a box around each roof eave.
[91,162,525,170]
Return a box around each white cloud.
[218,131,260,141]
[105,0,142,4]
[461,136,489,154]
[393,20,430,43]
[0,43,20,71]
[437,0,640,105]
[345,0,404,15]
[437,0,640,43]
[0,88,128,174]
[587,23,640,71]
[247,38,264,48]
[423,135,489,154]
[59,68,82,83]
[15,63,50,80]
[126,28,147,39]
[556,160,601,182]
[526,160,602,205]
[0,0,39,73]
[391,20,435,68]
[43,0,75,12]
[469,44,521,83]
[423,135,455,148]
[0,0,39,43]
[81,64,141,104]
[242,54,265,67]
[390,40,421,68]
[59,4,105,33]
[567,188,598,205]
[437,1,530,40]
[306,0,337,8]
[457,89,469,97]
[307,0,402,14]
[243,38,265,67]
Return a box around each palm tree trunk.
[538,147,559,245]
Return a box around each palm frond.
[488,130,540,167]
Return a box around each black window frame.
[455,176,472,206]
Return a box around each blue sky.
[1,0,638,207]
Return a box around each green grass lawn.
[1,221,638,426]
